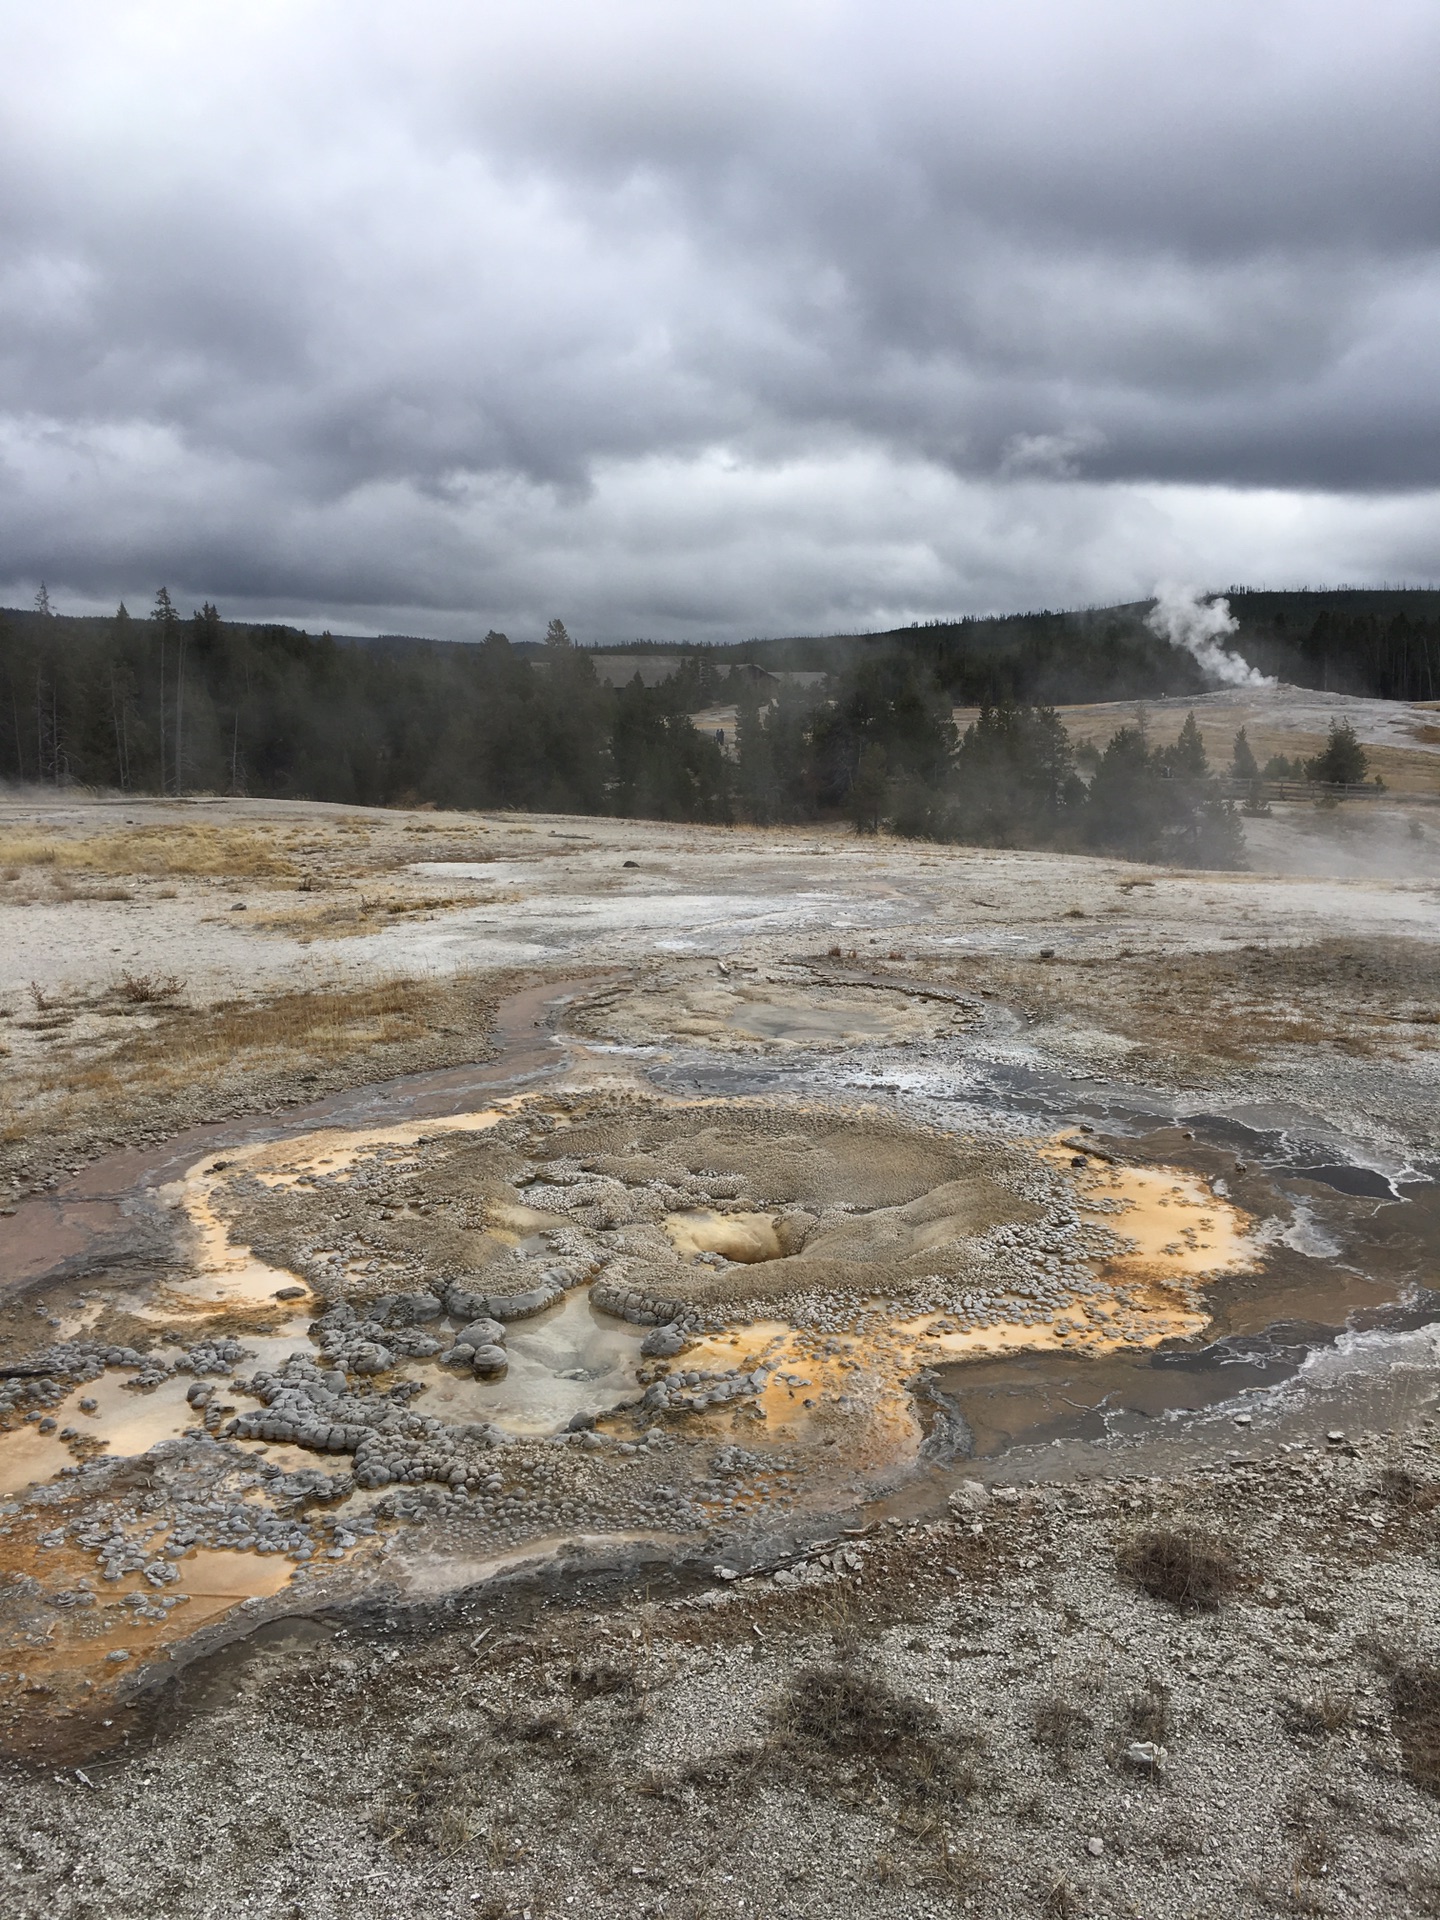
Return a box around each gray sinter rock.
[641,1323,687,1358]
[456,1318,507,1348]
[345,1342,394,1375]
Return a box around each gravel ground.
[3,1426,1439,1920]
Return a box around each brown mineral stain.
[0,1512,297,1752]
[0,1324,317,1497]
[680,1317,921,1457]
[1053,1144,1260,1281]
[158,1103,515,1308]
[170,1547,295,1613]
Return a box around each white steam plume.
[1145,583,1275,688]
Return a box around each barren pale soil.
[1,742,1438,1918]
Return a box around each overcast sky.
[3,0,1438,641]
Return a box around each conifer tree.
[1307,718,1367,787]
[1230,727,1259,781]
[150,588,181,792]
[1165,711,1209,778]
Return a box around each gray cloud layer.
[3,0,1438,640]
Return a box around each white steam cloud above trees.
[1145,587,1276,689]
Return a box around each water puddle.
[936,1146,1440,1461]
[0,1372,195,1496]
[0,1323,317,1495]
[168,1546,295,1610]
[418,1290,648,1436]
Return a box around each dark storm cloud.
[2,0,1438,638]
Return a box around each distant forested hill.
[1211,588,1440,699]
[2,586,1430,861]
[672,586,1440,704]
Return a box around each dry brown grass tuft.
[1391,1661,1440,1797]
[564,1654,641,1700]
[116,971,185,1004]
[1379,1466,1440,1514]
[256,890,470,939]
[1282,1689,1356,1740]
[1032,1694,1093,1772]
[766,1665,981,1810]
[369,1734,486,1854]
[0,824,296,878]
[1118,1525,1239,1612]
[186,977,451,1064]
[1121,1680,1173,1748]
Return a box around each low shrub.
[1118,1526,1238,1611]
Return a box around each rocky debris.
[641,1363,773,1415]
[380,1292,444,1323]
[768,1542,867,1588]
[311,1296,458,1365]
[473,1278,568,1320]
[39,1448,371,1572]
[0,1372,70,1418]
[440,1311,510,1371]
[690,1519,871,1601]
[591,1280,700,1328]
[0,1333,261,1421]
[218,1353,523,1496]
[93,1395,517,1524]
[265,1464,354,1506]
[177,1337,248,1376]
[468,1344,509,1378]
[342,1340,394,1375]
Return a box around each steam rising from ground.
[1147,584,1276,689]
